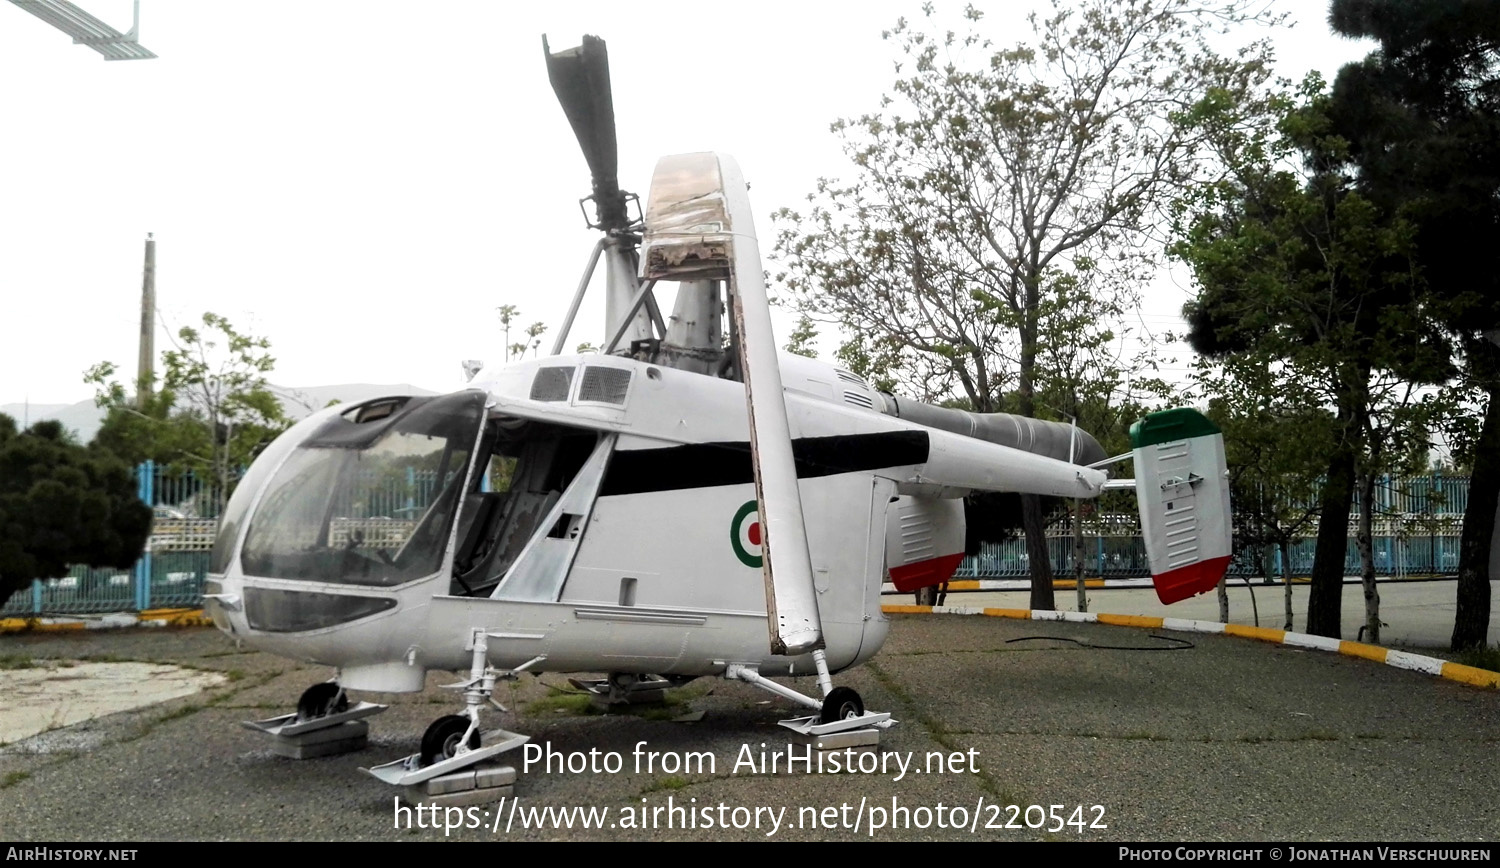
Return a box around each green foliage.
[1319,0,1500,651]
[1454,644,1500,675]
[782,315,820,358]
[772,0,1280,603]
[773,0,1281,417]
[1173,71,1460,636]
[85,312,289,511]
[497,304,548,361]
[0,414,152,609]
[1198,355,1332,561]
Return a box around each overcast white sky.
[0,1,1374,410]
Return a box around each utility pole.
[136,232,154,409]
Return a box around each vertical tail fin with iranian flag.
[1130,409,1233,604]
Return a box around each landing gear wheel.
[295,682,349,722]
[608,672,640,691]
[819,687,864,724]
[420,715,479,766]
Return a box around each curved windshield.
[240,391,486,586]
[210,405,346,575]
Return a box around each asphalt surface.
[1,610,1496,843]
[960,577,1500,649]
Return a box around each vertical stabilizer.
[1130,409,1233,604]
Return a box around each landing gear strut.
[725,649,893,736]
[364,628,531,787]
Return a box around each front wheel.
[420,715,480,766]
[295,682,348,722]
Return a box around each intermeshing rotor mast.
[544,35,727,376]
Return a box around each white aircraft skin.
[206,39,1229,775]
[205,350,1107,694]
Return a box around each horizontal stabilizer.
[1130,409,1232,604]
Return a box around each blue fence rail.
[954,531,1462,580]
[1,465,1474,617]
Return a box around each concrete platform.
[401,764,517,808]
[269,719,369,759]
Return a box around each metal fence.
[955,523,1464,580]
[1,465,1474,617]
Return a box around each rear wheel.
[819,687,864,724]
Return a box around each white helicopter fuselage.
[205,350,1095,692]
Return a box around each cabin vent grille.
[579,367,632,405]
[530,366,573,402]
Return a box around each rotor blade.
[543,34,627,231]
[720,157,823,656]
[640,152,823,655]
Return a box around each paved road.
[1,615,1495,842]
[946,577,1500,649]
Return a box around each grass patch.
[632,705,690,722]
[525,691,597,716]
[1454,644,1500,673]
[78,653,137,664]
[0,654,36,670]
[1232,731,1340,744]
[524,683,696,719]
[1,771,31,788]
[640,775,689,794]
[158,703,203,722]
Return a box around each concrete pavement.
[943,577,1500,649]
[0,610,1496,842]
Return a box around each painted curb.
[0,608,213,634]
[880,574,1456,595]
[881,603,1500,690]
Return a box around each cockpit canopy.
[235,391,486,587]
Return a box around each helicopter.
[201,35,1231,788]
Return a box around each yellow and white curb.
[881,578,1128,594]
[881,603,1500,690]
[0,608,213,634]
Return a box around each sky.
[0,0,1376,411]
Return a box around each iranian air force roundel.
[730,500,763,568]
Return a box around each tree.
[783,315,820,358]
[1175,74,1453,638]
[497,305,549,361]
[1321,0,1500,651]
[1194,354,1332,630]
[86,312,289,514]
[773,0,1280,608]
[0,414,152,610]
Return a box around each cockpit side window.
[449,417,599,597]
